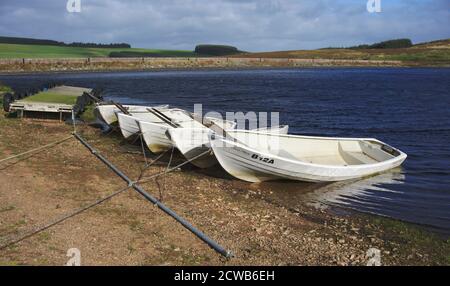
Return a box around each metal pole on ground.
[73,132,232,258]
[71,110,76,133]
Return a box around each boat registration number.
[251,154,275,164]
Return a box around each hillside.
[0,43,197,58]
[0,37,448,67]
[0,36,242,58]
[235,39,450,66]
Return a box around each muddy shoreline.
[0,113,448,265]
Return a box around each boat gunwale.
[210,134,407,170]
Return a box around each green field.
[0,83,12,93]
[22,92,79,105]
[0,43,197,58]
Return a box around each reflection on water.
[258,168,448,237]
[253,169,405,213]
[305,168,405,210]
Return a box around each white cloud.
[0,0,448,51]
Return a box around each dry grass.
[234,39,450,66]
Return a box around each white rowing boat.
[138,113,236,155]
[96,104,168,125]
[168,125,289,168]
[210,130,407,183]
[117,111,165,139]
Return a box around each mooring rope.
[0,135,74,165]
[0,185,131,251]
[136,149,171,181]
[138,133,149,166]
[159,146,175,202]
[136,149,210,184]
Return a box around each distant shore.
[0,57,410,74]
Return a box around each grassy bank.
[236,48,450,66]
[0,108,448,265]
[0,82,12,93]
[0,83,11,106]
[235,39,450,66]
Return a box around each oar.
[83,91,102,103]
[190,113,237,142]
[113,102,130,115]
[146,108,180,128]
[89,93,129,115]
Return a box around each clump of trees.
[0,36,63,46]
[65,42,130,48]
[0,36,131,48]
[194,45,242,56]
[350,39,413,49]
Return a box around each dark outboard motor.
[74,96,87,114]
[91,87,104,101]
[12,93,20,100]
[3,93,13,112]
[30,88,39,95]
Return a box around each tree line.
[322,39,414,50]
[0,36,131,48]
[349,39,413,49]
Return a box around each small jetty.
[5,85,96,121]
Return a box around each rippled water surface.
[1,68,449,236]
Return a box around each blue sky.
[0,0,448,51]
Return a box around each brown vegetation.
[234,39,450,66]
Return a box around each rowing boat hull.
[96,104,168,126]
[168,128,217,168]
[116,107,178,139]
[138,121,174,153]
[168,125,290,169]
[117,113,140,139]
[210,132,407,183]
[137,111,226,155]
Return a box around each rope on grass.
[136,149,210,184]
[0,135,74,165]
[136,149,171,182]
[0,185,131,251]
[139,133,149,166]
[161,146,175,201]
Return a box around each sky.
[0,0,449,51]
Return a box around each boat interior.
[225,131,400,166]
